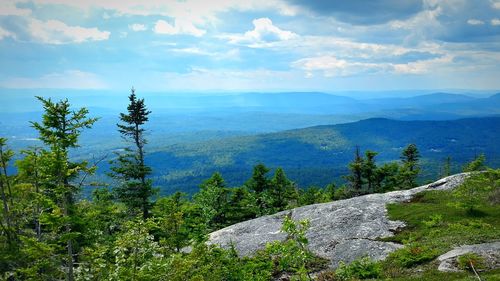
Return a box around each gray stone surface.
[208,173,470,268]
[437,241,500,272]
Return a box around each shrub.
[334,256,382,280]
[388,243,439,268]
[422,214,443,228]
[457,253,486,272]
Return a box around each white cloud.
[0,0,31,16]
[158,67,298,91]
[493,1,500,9]
[153,19,206,37]
[29,0,298,19]
[28,19,110,44]
[129,23,147,31]
[491,18,500,25]
[0,70,108,89]
[224,17,297,46]
[0,27,14,40]
[292,56,387,77]
[467,19,485,25]
[170,47,240,60]
[292,54,454,77]
[392,55,453,74]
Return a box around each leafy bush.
[422,214,443,228]
[334,256,382,280]
[388,243,439,268]
[450,168,499,214]
[457,253,486,272]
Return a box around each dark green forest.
[1,94,499,280]
[145,116,500,194]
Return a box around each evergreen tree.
[245,164,271,214]
[269,167,297,211]
[373,162,401,192]
[362,150,378,193]
[399,143,420,188]
[345,146,364,195]
[110,88,154,220]
[193,172,229,231]
[151,192,191,252]
[0,138,14,243]
[246,164,271,194]
[442,156,452,177]
[463,154,486,172]
[31,96,97,281]
[226,187,258,224]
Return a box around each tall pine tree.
[111,88,154,220]
[31,96,97,281]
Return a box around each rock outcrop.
[208,173,469,268]
[437,241,500,272]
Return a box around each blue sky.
[0,0,499,93]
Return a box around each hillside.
[144,117,500,194]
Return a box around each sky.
[0,0,499,93]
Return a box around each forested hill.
[143,116,500,194]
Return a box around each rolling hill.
[136,116,500,195]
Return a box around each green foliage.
[110,89,154,220]
[463,154,486,172]
[383,173,500,279]
[373,162,401,192]
[251,215,327,281]
[151,192,196,252]
[334,256,382,280]
[451,168,499,214]
[268,167,298,211]
[422,214,443,228]
[345,146,364,194]
[388,243,439,268]
[2,95,499,281]
[245,164,271,194]
[225,186,258,225]
[399,143,420,189]
[457,253,486,272]
[193,172,230,231]
[362,150,378,193]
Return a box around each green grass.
[378,180,500,280]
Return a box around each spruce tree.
[400,143,420,188]
[31,96,97,281]
[270,167,296,211]
[345,146,364,195]
[245,164,271,214]
[111,88,154,220]
[362,150,378,193]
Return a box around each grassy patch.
[380,172,500,280]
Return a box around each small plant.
[422,214,443,228]
[457,253,486,272]
[334,256,382,280]
[388,243,439,268]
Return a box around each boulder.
[208,173,469,268]
[437,241,500,272]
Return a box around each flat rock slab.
[437,241,500,272]
[208,173,469,268]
